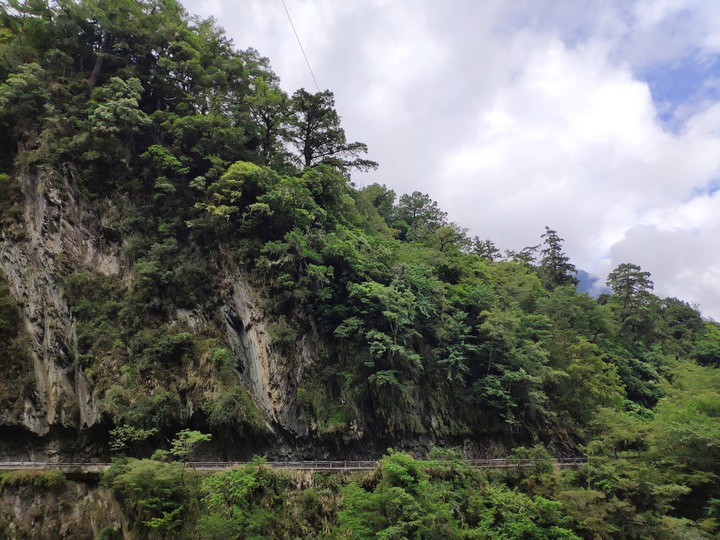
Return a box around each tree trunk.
[86,32,109,95]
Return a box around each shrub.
[205,385,265,433]
[0,470,66,492]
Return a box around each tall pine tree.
[539,227,578,290]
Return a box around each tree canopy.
[287,88,378,172]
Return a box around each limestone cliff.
[0,169,116,439]
[223,276,309,437]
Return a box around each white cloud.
[632,0,720,56]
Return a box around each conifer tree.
[539,226,577,290]
[287,88,378,172]
[606,263,654,310]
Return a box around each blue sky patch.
[687,177,720,201]
[641,52,720,130]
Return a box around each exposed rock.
[0,169,120,436]
[0,480,122,539]
[174,308,206,332]
[223,275,309,438]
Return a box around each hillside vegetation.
[0,1,718,537]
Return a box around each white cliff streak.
[223,275,309,437]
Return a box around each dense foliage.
[1,0,719,536]
[100,443,719,539]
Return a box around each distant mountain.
[576,269,611,296]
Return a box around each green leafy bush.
[205,385,265,434]
[104,459,196,537]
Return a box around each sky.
[182,0,720,320]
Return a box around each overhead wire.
[280,0,321,92]
[279,0,370,187]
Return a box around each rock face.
[0,169,120,438]
[0,479,122,539]
[223,275,309,438]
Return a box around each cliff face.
[0,169,111,440]
[0,477,122,539]
[223,278,308,438]
[0,168,306,458]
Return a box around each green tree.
[606,262,657,341]
[245,75,289,165]
[437,309,478,381]
[587,406,650,458]
[539,226,577,290]
[693,322,720,366]
[649,362,720,475]
[104,459,192,535]
[429,222,470,253]
[657,297,704,351]
[545,333,624,428]
[109,424,159,454]
[169,429,212,461]
[0,62,49,138]
[286,88,378,171]
[74,75,151,183]
[337,279,422,383]
[86,76,150,135]
[538,284,613,342]
[471,237,502,261]
[473,308,552,430]
[505,244,539,267]
[358,182,396,226]
[394,191,447,241]
[606,263,654,311]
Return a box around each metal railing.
[0,457,587,473]
[186,460,379,470]
[0,462,109,469]
[464,457,587,468]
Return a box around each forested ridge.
[0,1,719,538]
